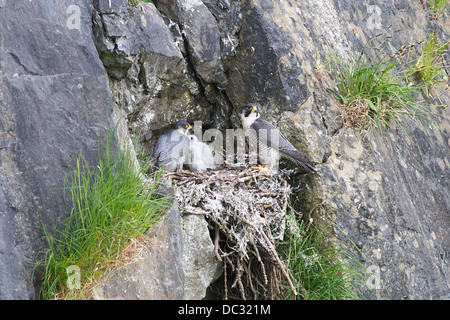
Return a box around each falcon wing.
[250,117,280,148]
[251,117,317,172]
[279,143,317,172]
[153,130,189,167]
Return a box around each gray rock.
[0,0,112,299]
[154,0,228,86]
[93,0,128,14]
[92,208,185,300]
[316,126,450,300]
[93,1,184,79]
[201,0,242,63]
[93,1,214,154]
[281,0,450,299]
[152,0,233,131]
[181,214,223,300]
[92,207,222,300]
[226,0,311,113]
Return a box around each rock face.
[320,127,450,299]
[92,206,222,300]
[92,208,185,300]
[92,0,215,152]
[181,214,223,300]
[0,0,449,300]
[0,0,112,299]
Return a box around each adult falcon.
[153,120,192,172]
[240,103,317,175]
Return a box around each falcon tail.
[282,149,317,172]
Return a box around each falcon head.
[172,120,192,135]
[241,103,260,119]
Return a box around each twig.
[223,258,228,300]
[176,177,197,186]
[241,219,298,296]
[306,199,329,233]
[251,240,268,285]
[214,224,222,262]
[236,259,246,300]
[259,228,298,296]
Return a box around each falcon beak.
[185,124,192,135]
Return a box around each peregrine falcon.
[187,135,215,172]
[153,120,191,172]
[240,103,317,174]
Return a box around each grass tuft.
[128,0,152,7]
[405,33,449,98]
[33,131,171,299]
[327,40,435,139]
[278,216,366,300]
[428,0,449,20]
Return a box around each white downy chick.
[188,135,215,172]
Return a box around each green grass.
[327,42,433,138]
[428,0,449,20]
[278,216,366,300]
[33,132,171,299]
[128,0,152,7]
[405,33,449,97]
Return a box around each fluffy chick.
[187,135,215,172]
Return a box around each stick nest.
[164,163,299,299]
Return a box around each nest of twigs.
[164,163,299,300]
